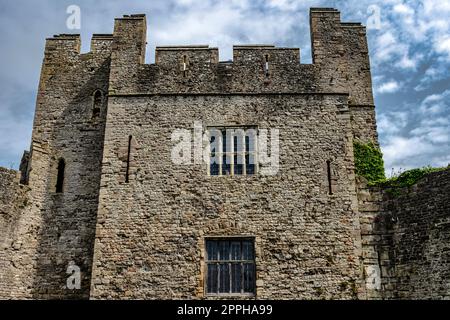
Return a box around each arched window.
[56,158,65,193]
[93,90,103,118]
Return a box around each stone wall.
[358,169,450,299]
[22,34,113,299]
[0,168,32,299]
[89,93,365,299]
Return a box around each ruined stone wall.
[0,168,32,299]
[90,94,364,299]
[358,169,450,299]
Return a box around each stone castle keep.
[1,8,449,299]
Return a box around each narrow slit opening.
[264,54,269,77]
[327,160,333,195]
[125,135,132,183]
[93,90,102,118]
[56,158,65,193]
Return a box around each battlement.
[105,8,372,105]
[232,45,300,64]
[40,8,373,105]
[310,8,339,12]
[44,33,113,57]
[155,45,219,65]
[44,34,81,55]
[91,34,114,53]
[117,14,146,20]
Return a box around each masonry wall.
[0,168,32,299]
[23,34,113,299]
[89,93,365,299]
[358,169,450,299]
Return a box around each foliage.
[353,140,449,192]
[353,141,386,184]
[379,166,448,189]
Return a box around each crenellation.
[44,34,81,56]
[90,34,114,54]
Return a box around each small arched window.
[93,90,103,118]
[55,158,65,193]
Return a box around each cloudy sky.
[0,0,449,175]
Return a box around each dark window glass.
[231,263,242,293]
[222,154,231,175]
[245,136,250,153]
[205,239,255,295]
[219,263,230,293]
[234,154,243,175]
[210,163,220,176]
[245,153,255,175]
[210,135,219,176]
[207,264,218,293]
[222,130,227,153]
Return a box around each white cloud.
[376,80,401,94]
[411,126,450,144]
[434,35,450,61]
[377,111,408,135]
[420,89,450,114]
[381,86,450,172]
[382,136,434,165]
[414,65,448,91]
[393,3,415,15]
[372,30,417,70]
[395,54,420,69]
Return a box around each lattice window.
[205,238,256,295]
[208,127,257,176]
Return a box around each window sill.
[206,174,259,179]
